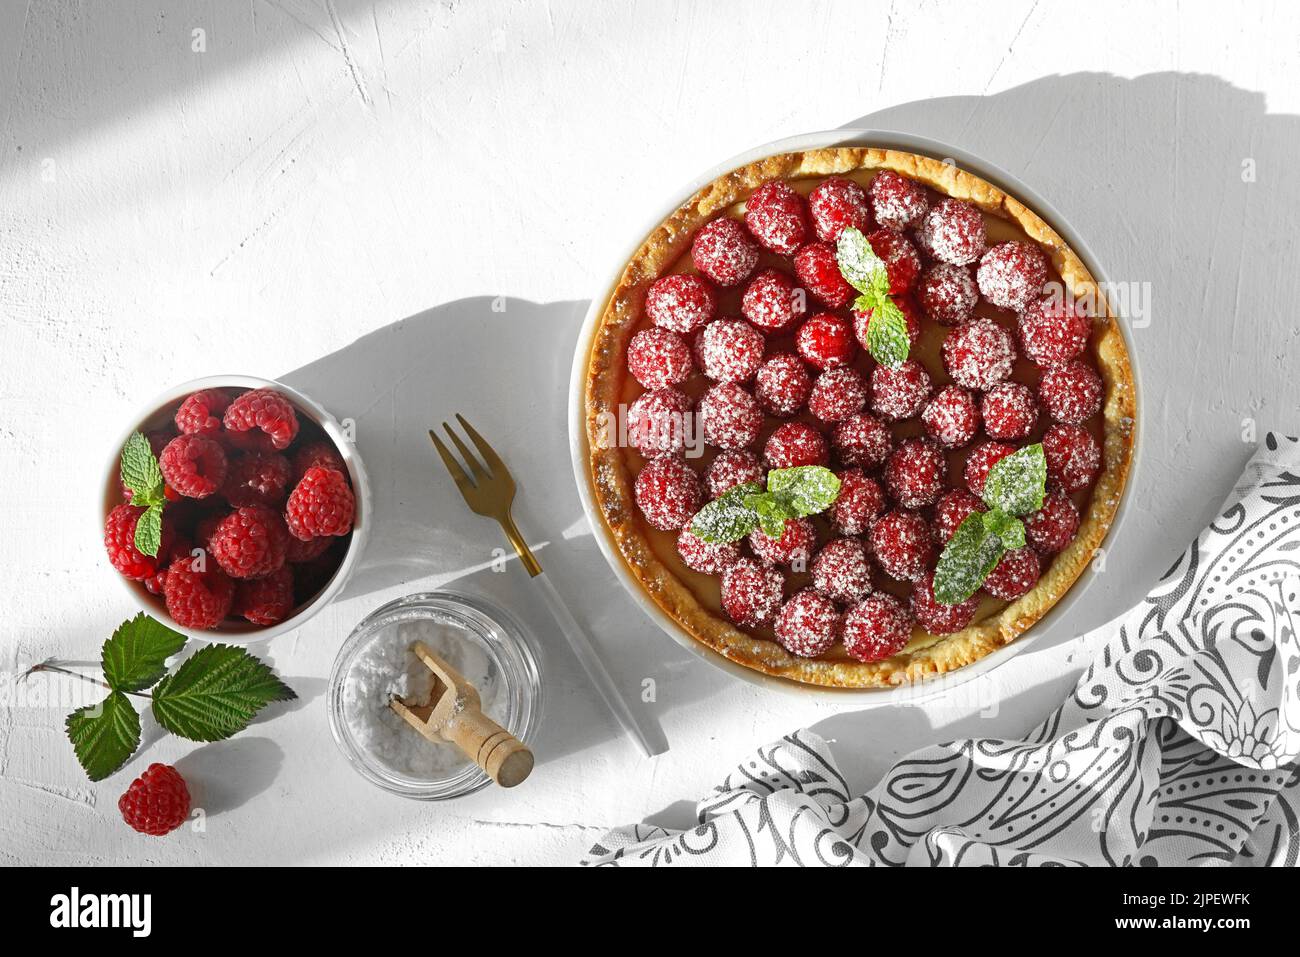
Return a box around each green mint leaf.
[120,431,165,505]
[866,297,911,370]
[933,511,1008,606]
[982,443,1048,517]
[744,492,793,538]
[133,503,165,558]
[689,482,763,543]
[151,644,297,743]
[66,691,141,781]
[982,508,1027,550]
[102,613,187,693]
[835,226,888,294]
[765,466,842,517]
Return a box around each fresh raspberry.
[223,389,300,451]
[808,176,873,242]
[704,449,764,498]
[808,367,867,422]
[933,489,987,544]
[774,588,841,658]
[291,442,345,485]
[870,359,932,422]
[741,269,805,333]
[977,241,1049,311]
[749,517,817,568]
[209,506,289,579]
[698,319,764,383]
[795,313,857,369]
[743,181,809,255]
[159,434,228,499]
[699,383,763,450]
[627,327,693,390]
[1017,294,1091,367]
[633,456,702,531]
[981,382,1039,440]
[852,293,922,350]
[1039,360,1103,425]
[884,438,947,508]
[223,452,291,508]
[921,385,980,448]
[720,558,785,627]
[842,593,913,662]
[964,441,1018,496]
[285,532,333,563]
[870,510,933,582]
[918,263,979,326]
[628,387,693,458]
[793,242,855,308]
[831,469,886,535]
[104,504,175,581]
[691,217,758,287]
[194,510,225,551]
[1042,423,1101,493]
[174,388,233,435]
[144,534,193,596]
[869,170,929,230]
[911,571,979,635]
[942,318,1017,391]
[221,428,279,455]
[983,547,1041,601]
[754,352,812,417]
[1025,490,1080,554]
[285,466,356,540]
[233,565,295,625]
[764,421,829,469]
[164,561,235,629]
[832,413,893,468]
[811,537,873,604]
[917,198,987,266]
[118,763,190,836]
[676,528,742,575]
[645,273,717,333]
[867,227,921,294]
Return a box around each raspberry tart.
[581,146,1135,688]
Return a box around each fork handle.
[501,513,543,577]
[532,571,664,757]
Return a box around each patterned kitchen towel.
[583,433,1300,866]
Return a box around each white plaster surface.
[2,0,1299,866]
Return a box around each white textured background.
[3,0,1299,865]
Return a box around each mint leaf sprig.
[119,431,168,557]
[835,226,910,370]
[932,444,1048,605]
[690,466,841,543]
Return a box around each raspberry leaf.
[134,503,165,559]
[151,644,297,743]
[102,612,187,693]
[982,443,1047,517]
[765,465,841,517]
[933,510,1008,605]
[120,431,165,506]
[689,482,763,543]
[66,691,141,781]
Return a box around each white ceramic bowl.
[567,129,1143,702]
[101,374,372,643]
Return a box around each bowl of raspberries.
[101,376,369,640]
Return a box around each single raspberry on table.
[627,327,693,390]
[118,763,190,836]
[285,466,356,541]
[774,588,842,658]
[698,319,764,383]
[870,359,932,422]
[911,571,980,635]
[285,532,333,564]
[721,558,785,627]
[1039,360,1103,425]
[812,537,873,605]
[233,565,295,625]
[699,383,763,451]
[174,388,233,436]
[921,385,980,449]
[764,421,829,469]
[104,504,175,581]
[749,517,817,568]
[842,593,913,663]
[932,489,987,544]
[676,528,741,575]
[742,269,805,333]
[628,387,693,458]
[691,217,759,287]
[831,469,886,536]
[964,441,1018,496]
[983,547,1041,601]
[645,273,716,333]
[918,263,979,326]
[704,449,764,499]
[1017,294,1091,367]
[633,456,701,531]
[1025,490,1080,554]
[223,389,300,451]
[981,382,1039,440]
[884,438,947,508]
[794,242,855,308]
[209,505,290,579]
[808,176,873,242]
[977,241,1049,311]
[1042,423,1101,493]
[164,561,235,629]
[852,293,922,350]
[808,367,867,422]
[869,170,929,231]
[917,198,987,266]
[743,181,809,255]
[942,317,1017,391]
[795,313,857,369]
[754,352,812,417]
[159,434,228,499]
[223,452,291,508]
[867,227,921,294]
[832,412,893,469]
[870,510,933,582]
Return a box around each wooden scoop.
[388,640,534,788]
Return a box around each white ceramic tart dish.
[570,131,1138,694]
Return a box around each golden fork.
[430,414,661,757]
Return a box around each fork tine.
[428,429,475,491]
[455,413,507,476]
[443,421,489,483]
